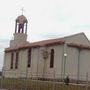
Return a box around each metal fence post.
[53,69,55,90]
[0,77,2,89]
[86,72,88,90]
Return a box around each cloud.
[74,25,90,29]
[0,52,4,70]
[0,39,9,70]
[0,39,9,49]
[0,38,9,43]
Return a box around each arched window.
[50,49,54,68]
[15,51,19,69]
[28,48,31,67]
[10,52,14,69]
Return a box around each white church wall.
[42,45,64,79]
[30,47,40,78]
[65,33,90,46]
[37,47,46,78]
[3,52,11,71]
[79,50,90,81]
[3,52,13,78]
[28,45,64,79]
[3,52,20,78]
[27,47,44,78]
[3,49,30,78]
[27,46,52,79]
[18,49,28,78]
[65,47,79,80]
[53,45,64,79]
[40,46,52,78]
[4,45,90,81]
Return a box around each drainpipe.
[63,53,67,78]
[61,42,67,80]
[77,48,81,83]
[36,47,40,79]
[61,44,64,80]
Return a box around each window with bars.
[10,52,14,69]
[15,51,19,69]
[50,49,54,68]
[28,48,31,67]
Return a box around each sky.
[0,0,90,70]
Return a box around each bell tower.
[10,15,28,47]
[15,15,27,34]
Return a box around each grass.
[0,78,89,90]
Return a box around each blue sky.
[0,0,90,69]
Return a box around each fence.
[1,72,90,90]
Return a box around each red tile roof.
[5,38,65,52]
[5,32,90,52]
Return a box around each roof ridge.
[30,32,84,44]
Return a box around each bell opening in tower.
[15,15,28,34]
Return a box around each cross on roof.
[21,8,25,15]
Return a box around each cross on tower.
[21,8,25,15]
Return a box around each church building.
[2,15,90,82]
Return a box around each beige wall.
[43,45,64,79]
[3,44,64,79]
[3,44,90,81]
[27,45,64,79]
[10,33,27,47]
[65,33,90,46]
[64,46,90,81]
[79,50,90,80]
[65,47,79,80]
[3,52,20,78]
[3,49,28,78]
[3,52,11,71]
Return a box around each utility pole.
[63,53,67,78]
[86,72,88,90]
